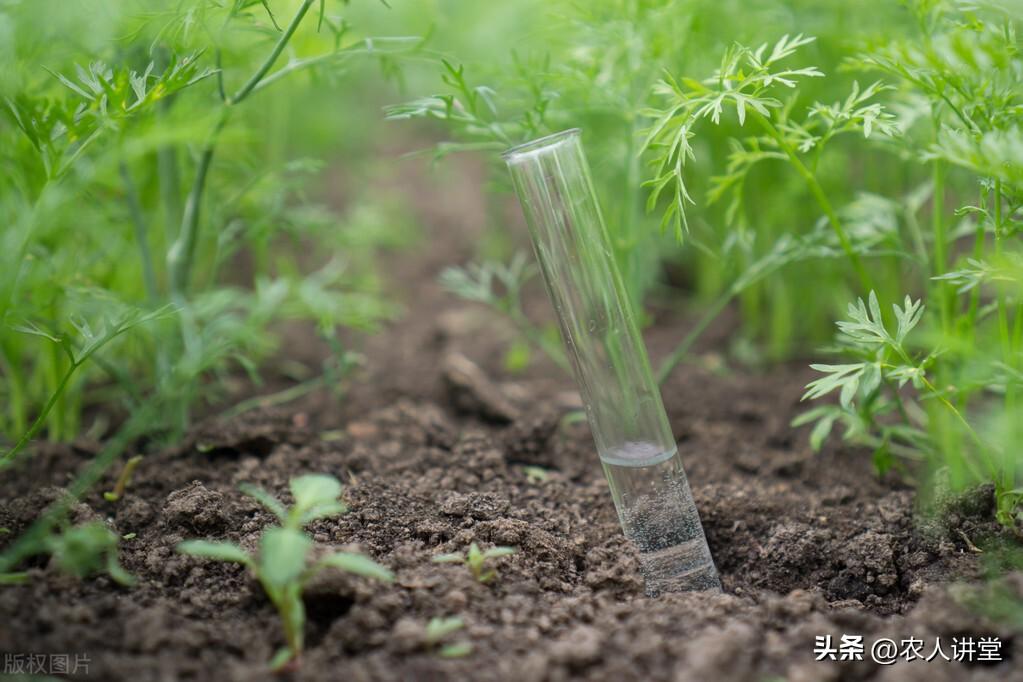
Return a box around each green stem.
[229,0,316,105]
[103,455,143,502]
[964,186,987,338]
[167,111,226,298]
[167,0,316,298]
[751,110,872,292]
[992,181,1016,411]
[903,203,930,276]
[119,162,158,300]
[157,138,182,242]
[0,342,27,436]
[217,376,326,421]
[506,305,570,374]
[932,159,950,332]
[1,360,79,464]
[656,288,733,384]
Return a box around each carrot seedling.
[425,616,473,658]
[433,542,515,584]
[104,455,143,502]
[46,521,135,586]
[177,474,392,671]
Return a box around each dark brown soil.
[1,149,1021,681]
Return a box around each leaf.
[259,528,311,588]
[892,296,924,344]
[810,413,838,451]
[838,371,860,408]
[106,553,137,587]
[482,546,516,560]
[238,483,288,523]
[298,501,347,525]
[802,363,866,401]
[432,553,464,563]
[873,440,894,476]
[269,647,295,671]
[260,0,282,31]
[439,642,473,658]
[9,320,63,344]
[177,540,253,566]
[860,361,883,398]
[425,616,464,644]
[0,572,29,585]
[317,551,393,581]
[290,474,342,513]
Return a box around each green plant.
[643,32,908,373]
[797,1,1023,526]
[439,253,568,372]
[104,455,144,502]
[424,616,473,658]
[523,465,549,484]
[794,292,934,463]
[1,0,417,585]
[177,474,392,669]
[0,520,134,587]
[46,521,136,587]
[433,542,516,584]
[1,0,416,452]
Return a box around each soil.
[1,148,1021,681]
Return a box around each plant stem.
[229,0,316,105]
[217,376,326,420]
[0,341,27,436]
[104,455,143,502]
[656,288,733,384]
[167,0,316,298]
[964,185,987,339]
[932,158,950,332]
[992,180,1016,411]
[167,110,227,298]
[506,305,570,374]
[119,162,158,300]
[751,110,872,292]
[1,360,79,465]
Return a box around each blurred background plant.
[389,0,1022,527]
[0,0,421,463]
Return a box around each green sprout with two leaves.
[177,474,392,670]
[425,616,473,658]
[433,542,516,584]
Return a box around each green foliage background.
[0,0,1021,560]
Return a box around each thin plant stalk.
[750,110,872,293]
[119,162,158,300]
[167,0,316,298]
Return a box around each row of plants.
[0,0,422,575]
[2,470,513,669]
[396,0,1022,526]
[0,0,1019,623]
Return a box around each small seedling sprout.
[425,616,473,658]
[523,465,549,484]
[177,474,393,670]
[46,521,135,587]
[433,542,516,583]
[104,455,143,502]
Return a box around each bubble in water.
[600,443,720,595]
